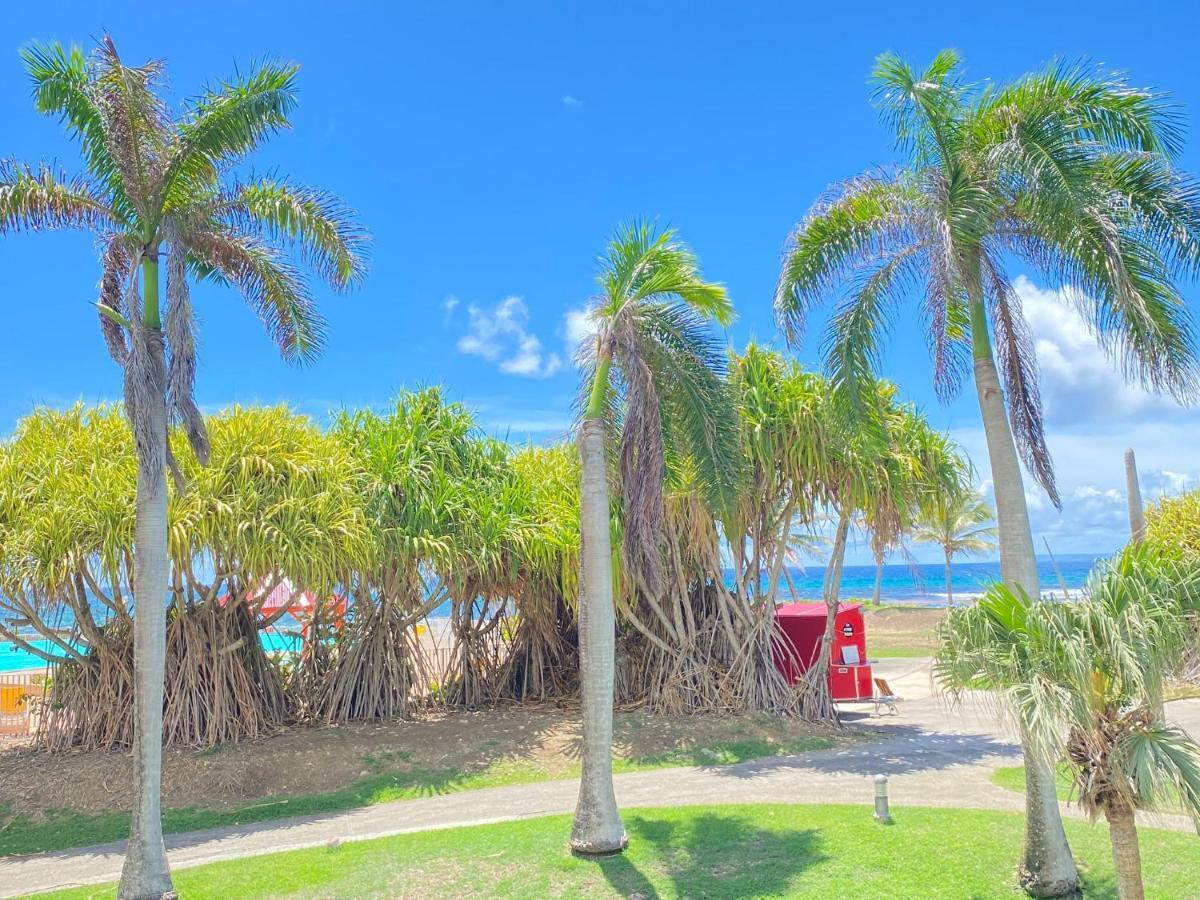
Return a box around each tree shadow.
[710,723,1019,781]
[591,810,827,898]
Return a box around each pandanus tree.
[571,221,735,855]
[913,488,998,607]
[727,343,831,608]
[861,406,970,606]
[807,384,963,720]
[0,38,366,898]
[775,50,1200,896]
[0,405,368,752]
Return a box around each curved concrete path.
[4,659,1197,897]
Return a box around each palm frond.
[1116,724,1200,826]
[600,221,732,325]
[163,62,299,201]
[982,254,1060,508]
[186,228,325,361]
[775,172,923,345]
[821,239,926,410]
[164,220,209,464]
[0,162,114,233]
[640,303,742,518]
[218,177,368,288]
[871,50,966,166]
[90,35,169,217]
[20,41,134,224]
[981,60,1183,159]
[97,236,132,364]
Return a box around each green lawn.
[0,737,837,859]
[993,764,1187,814]
[40,804,1200,899]
[991,764,1074,798]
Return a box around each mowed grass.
[42,804,1200,899]
[993,764,1188,814]
[862,605,943,658]
[0,737,838,859]
[992,764,1074,798]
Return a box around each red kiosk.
[773,602,873,701]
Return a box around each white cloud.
[562,95,583,108]
[501,335,562,377]
[950,421,1200,558]
[453,296,563,378]
[1016,276,1183,426]
[563,306,598,363]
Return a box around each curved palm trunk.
[970,292,1078,898]
[119,256,176,900]
[570,416,626,854]
[944,548,954,608]
[1105,801,1144,900]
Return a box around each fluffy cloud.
[950,421,1200,558]
[929,277,1200,559]
[1016,276,1183,426]
[455,297,562,378]
[563,307,598,363]
[562,95,583,108]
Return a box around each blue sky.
[1,1,1198,564]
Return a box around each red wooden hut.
[773,602,873,701]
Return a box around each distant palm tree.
[775,51,1200,896]
[914,490,997,607]
[0,38,366,897]
[572,221,735,854]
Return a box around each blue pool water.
[0,631,303,674]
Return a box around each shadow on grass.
[593,811,825,898]
[0,715,570,860]
[710,723,1019,782]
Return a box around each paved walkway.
[4,659,1198,897]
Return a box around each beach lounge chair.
[873,677,900,716]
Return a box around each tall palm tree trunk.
[872,549,883,605]
[119,256,176,900]
[944,548,954,608]
[1105,801,1144,900]
[570,415,626,854]
[970,291,1077,898]
[1124,449,1146,545]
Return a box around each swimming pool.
[0,631,303,673]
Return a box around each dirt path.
[5,658,1198,898]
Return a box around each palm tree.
[933,581,1082,897]
[1061,550,1200,900]
[571,221,735,854]
[0,38,366,897]
[914,489,997,607]
[775,51,1200,896]
[939,547,1200,900]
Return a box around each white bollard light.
[873,773,893,824]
